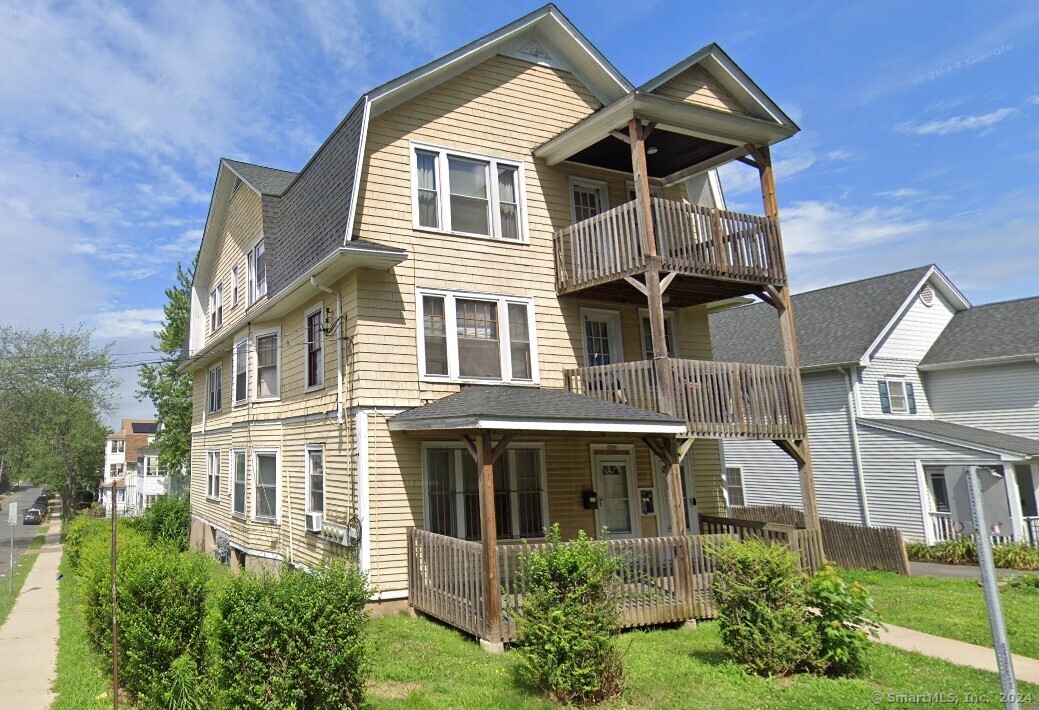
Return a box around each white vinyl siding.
[859,360,931,418]
[926,362,1039,440]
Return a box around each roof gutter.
[918,354,1039,372]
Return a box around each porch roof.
[858,418,1039,459]
[388,385,686,434]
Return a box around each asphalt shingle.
[920,296,1039,367]
[859,418,1039,457]
[222,159,298,196]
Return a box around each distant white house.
[712,265,1039,544]
[102,419,168,514]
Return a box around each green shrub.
[160,653,206,710]
[210,559,371,709]
[63,515,108,571]
[138,496,192,552]
[1006,573,1039,589]
[805,562,882,677]
[993,542,1039,570]
[712,538,819,676]
[514,524,625,705]
[904,541,932,562]
[116,546,212,706]
[78,523,150,650]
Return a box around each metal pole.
[111,482,119,709]
[8,512,13,595]
[966,466,1018,709]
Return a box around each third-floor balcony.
[554,196,787,305]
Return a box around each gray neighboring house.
[712,265,1039,544]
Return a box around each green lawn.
[0,524,49,627]
[368,612,1039,708]
[843,570,1039,660]
[51,557,113,710]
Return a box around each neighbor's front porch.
[925,462,1039,546]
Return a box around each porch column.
[643,436,693,605]
[630,118,674,416]
[1004,463,1025,542]
[752,144,820,529]
[476,433,501,648]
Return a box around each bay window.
[417,289,537,383]
[411,144,525,241]
[424,444,547,541]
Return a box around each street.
[0,485,48,582]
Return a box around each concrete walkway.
[0,519,62,709]
[878,622,1039,685]
[910,560,1039,579]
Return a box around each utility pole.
[966,466,1018,709]
[110,481,119,709]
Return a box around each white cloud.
[897,107,1018,136]
[717,144,850,197]
[1030,95,1039,106]
[781,200,930,256]
[875,187,925,199]
[94,309,166,340]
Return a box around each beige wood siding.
[651,65,748,115]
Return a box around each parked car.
[23,508,43,525]
[39,489,50,499]
[34,497,49,511]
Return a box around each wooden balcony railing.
[566,358,807,440]
[554,197,787,295]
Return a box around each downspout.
[840,366,871,527]
[311,277,344,425]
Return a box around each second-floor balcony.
[566,358,806,440]
[554,197,787,305]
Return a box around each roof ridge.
[222,157,298,175]
[964,293,1039,310]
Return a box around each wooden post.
[110,482,119,709]
[476,433,503,651]
[630,118,674,416]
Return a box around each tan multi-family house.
[181,5,818,647]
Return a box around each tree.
[137,258,195,487]
[0,325,116,519]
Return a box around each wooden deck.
[554,197,787,304]
[566,358,807,440]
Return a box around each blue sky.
[1,0,1036,425]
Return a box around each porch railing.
[698,514,825,571]
[929,511,1020,546]
[1026,516,1039,546]
[929,511,956,543]
[408,528,735,644]
[566,358,807,440]
[554,197,787,294]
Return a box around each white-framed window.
[581,308,622,366]
[253,328,280,400]
[210,283,223,332]
[111,439,124,454]
[569,176,609,223]
[232,449,246,517]
[306,446,324,515]
[726,466,746,508]
[879,378,916,415]
[625,181,663,202]
[253,449,279,522]
[638,310,678,360]
[109,463,124,478]
[417,289,537,383]
[232,339,248,405]
[423,443,547,541]
[247,239,266,305]
[231,265,240,306]
[206,450,221,499]
[207,363,222,413]
[411,143,526,242]
[305,304,324,391]
[923,466,951,514]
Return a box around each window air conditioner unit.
[305,512,323,533]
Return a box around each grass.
[51,556,113,710]
[0,524,49,627]
[843,569,1039,660]
[367,612,1039,708]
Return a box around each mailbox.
[582,490,598,509]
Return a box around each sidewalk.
[0,519,63,709]
[878,622,1039,685]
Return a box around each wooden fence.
[697,514,824,572]
[730,505,910,575]
[408,529,735,643]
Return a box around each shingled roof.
[709,266,936,369]
[919,295,1039,368]
[222,159,298,196]
[859,418,1039,458]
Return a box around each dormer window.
[247,240,266,305]
[411,144,525,242]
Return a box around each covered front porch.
[389,386,821,648]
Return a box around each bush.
[78,523,150,650]
[514,524,625,705]
[64,515,108,571]
[210,559,371,709]
[805,562,882,677]
[138,495,192,552]
[905,537,1039,570]
[116,545,212,705]
[903,541,932,562]
[993,543,1039,570]
[712,538,820,677]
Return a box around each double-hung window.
[305,307,324,390]
[879,378,916,415]
[232,450,246,517]
[247,240,266,305]
[254,450,278,521]
[412,145,524,241]
[207,450,221,499]
[233,340,248,405]
[210,283,223,332]
[418,289,536,383]
[726,466,746,508]
[424,444,546,541]
[639,311,678,360]
[306,446,324,515]
[254,329,279,400]
[111,439,124,454]
[207,363,222,413]
[231,266,239,306]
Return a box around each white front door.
[655,457,697,535]
[594,452,639,538]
